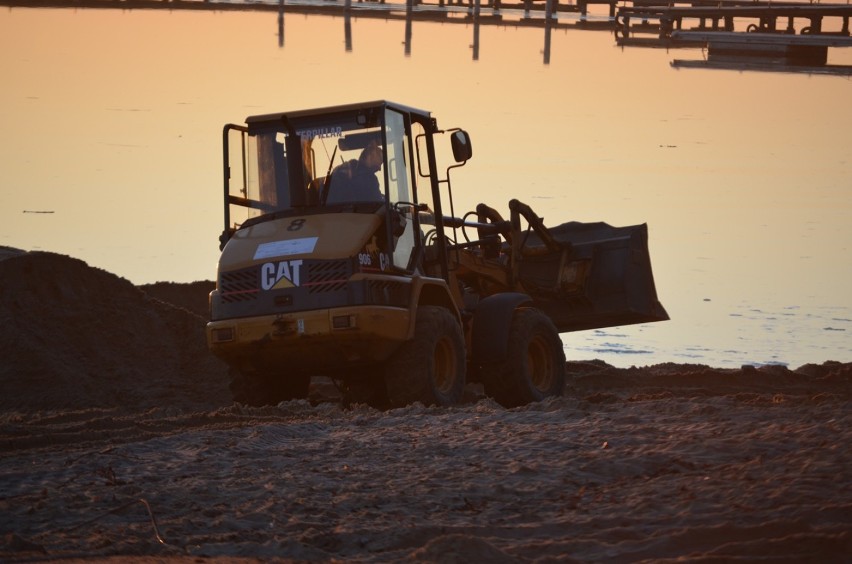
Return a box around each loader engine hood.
[210,210,412,322]
[218,212,381,273]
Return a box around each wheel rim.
[433,336,457,394]
[527,334,554,392]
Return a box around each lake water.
[1,5,850,369]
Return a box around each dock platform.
[614,3,852,73]
[615,3,852,44]
[669,29,852,74]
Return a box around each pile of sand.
[0,247,229,412]
[139,280,215,320]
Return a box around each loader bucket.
[517,221,669,333]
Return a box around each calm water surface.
[1,7,850,368]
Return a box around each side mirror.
[450,130,472,163]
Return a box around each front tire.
[384,306,466,407]
[481,308,565,408]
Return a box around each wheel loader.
[206,100,668,408]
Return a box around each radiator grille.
[220,268,258,303]
[304,260,351,294]
[219,259,353,303]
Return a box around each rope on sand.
[64,497,167,546]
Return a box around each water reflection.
[345,9,353,51]
[543,2,553,64]
[405,0,413,55]
[278,2,285,47]
[472,0,480,60]
[274,0,569,64]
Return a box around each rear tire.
[481,308,565,408]
[230,367,311,407]
[384,306,466,407]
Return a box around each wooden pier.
[5,0,851,72]
[9,0,851,36]
[614,2,852,73]
[0,0,619,26]
[0,0,620,65]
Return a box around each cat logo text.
[261,260,303,290]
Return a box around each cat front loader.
[206,100,668,408]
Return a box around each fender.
[408,276,461,339]
[471,292,532,363]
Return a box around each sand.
[1,248,850,562]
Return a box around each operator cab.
[221,100,462,276]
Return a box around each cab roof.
[245,100,433,125]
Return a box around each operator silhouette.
[326,140,384,204]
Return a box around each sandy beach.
[1,248,850,562]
